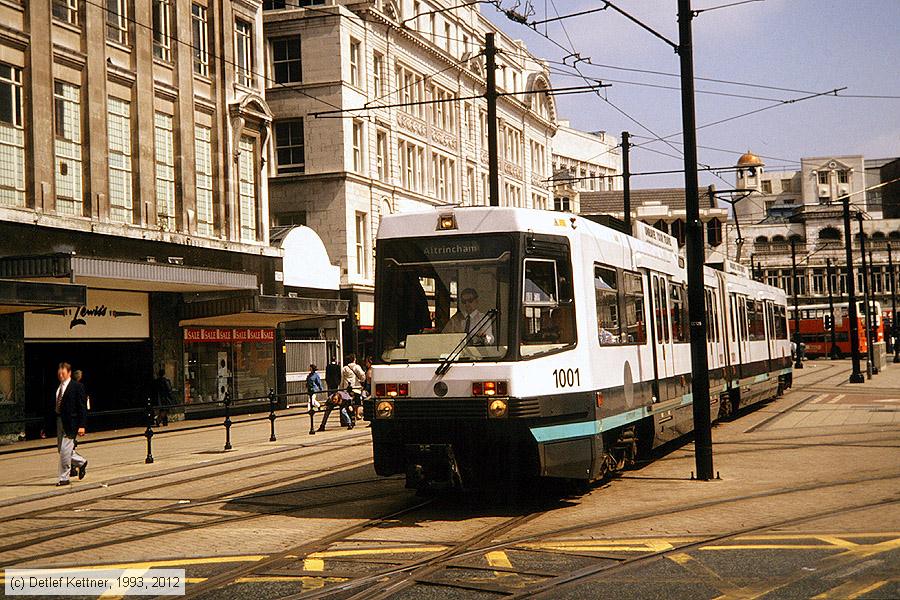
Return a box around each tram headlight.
[375,400,395,419]
[488,399,508,418]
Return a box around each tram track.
[261,468,899,599]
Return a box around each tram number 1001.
[553,368,580,388]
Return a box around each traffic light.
[824,314,834,330]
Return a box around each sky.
[482,0,900,189]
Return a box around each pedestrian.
[341,353,367,423]
[153,368,174,426]
[364,356,374,396]
[317,390,354,431]
[55,362,87,486]
[325,355,341,395]
[305,364,324,435]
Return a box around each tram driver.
[444,287,495,344]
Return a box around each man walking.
[325,356,341,394]
[305,364,324,435]
[55,362,87,486]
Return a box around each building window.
[372,52,384,96]
[504,182,521,207]
[530,140,545,178]
[431,152,455,201]
[154,113,176,231]
[349,38,361,87]
[502,124,521,165]
[192,4,210,76]
[152,0,173,61]
[467,166,476,205]
[54,82,84,216]
[554,196,571,212]
[352,120,363,173]
[355,211,368,277]
[238,136,258,241]
[272,37,301,84]
[781,178,792,192]
[235,20,254,87]
[838,170,849,184]
[194,125,214,236]
[0,65,25,208]
[707,218,723,246]
[761,180,772,194]
[398,139,424,192]
[107,97,132,223]
[53,0,79,26]
[376,130,388,180]
[274,120,305,174]
[106,0,129,45]
[430,84,455,132]
[396,64,425,120]
[817,170,829,185]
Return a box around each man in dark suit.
[55,362,88,486]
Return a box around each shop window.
[183,328,276,403]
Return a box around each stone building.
[0,0,344,440]
[579,187,729,261]
[550,120,621,212]
[262,0,559,356]
[730,151,900,320]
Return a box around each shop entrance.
[24,341,154,438]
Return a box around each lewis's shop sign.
[24,290,149,339]
[183,328,276,343]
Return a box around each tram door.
[651,274,676,385]
[764,300,776,371]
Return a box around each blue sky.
[483,0,900,189]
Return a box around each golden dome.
[737,150,764,167]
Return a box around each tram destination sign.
[385,235,511,263]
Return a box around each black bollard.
[145,397,155,464]
[223,391,233,451]
[268,388,277,442]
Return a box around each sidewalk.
[0,409,365,505]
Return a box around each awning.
[0,254,258,292]
[179,294,348,327]
[0,279,87,315]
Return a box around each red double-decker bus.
[788,302,881,359]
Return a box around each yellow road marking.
[812,579,890,600]
[486,550,514,578]
[303,558,325,572]
[815,535,859,549]
[700,544,831,550]
[668,552,751,598]
[810,394,829,404]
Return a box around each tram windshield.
[377,235,512,363]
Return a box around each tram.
[368,207,792,489]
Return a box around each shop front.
[183,327,276,404]
[22,288,153,434]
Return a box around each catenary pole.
[791,238,804,369]
[485,33,500,207]
[890,243,900,363]
[678,0,714,481]
[858,213,873,379]
[844,197,864,383]
[869,249,879,374]
[621,131,632,232]
[826,258,838,359]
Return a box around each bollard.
[268,388,277,442]
[223,391,233,451]
[144,397,155,464]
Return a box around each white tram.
[368,207,792,488]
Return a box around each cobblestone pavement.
[0,359,897,599]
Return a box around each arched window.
[671,219,685,246]
[818,227,841,241]
[653,219,669,234]
[890,231,900,240]
[872,231,886,240]
[772,235,786,243]
[788,234,804,244]
[707,218,723,247]
[755,235,769,244]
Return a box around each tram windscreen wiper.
[435,309,498,376]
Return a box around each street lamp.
[857,213,873,379]
[842,197,864,383]
[790,237,803,369]
[826,258,839,359]
[890,243,900,363]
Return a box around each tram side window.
[749,300,766,340]
[623,271,646,343]
[670,283,689,343]
[521,257,576,356]
[595,266,620,344]
[775,305,788,339]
